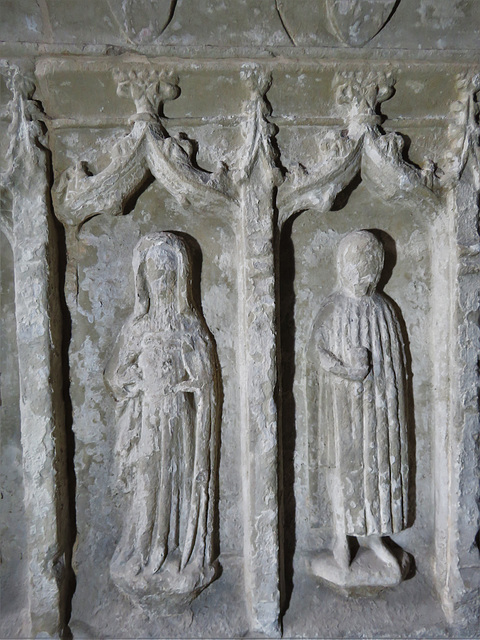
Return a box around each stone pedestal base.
[311,547,411,593]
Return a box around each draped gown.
[105,313,218,586]
[307,291,409,537]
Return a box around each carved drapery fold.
[306,231,412,588]
[104,231,221,611]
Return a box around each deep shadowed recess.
[278,209,303,614]
[50,180,76,638]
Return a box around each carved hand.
[174,378,203,393]
[345,347,371,382]
[318,347,355,379]
[319,346,370,381]
[121,363,143,397]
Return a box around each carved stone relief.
[0,6,479,637]
[326,0,400,46]
[104,232,220,611]
[0,230,28,637]
[306,230,411,589]
[0,67,70,637]
[276,0,401,47]
[2,1,480,49]
[106,0,177,44]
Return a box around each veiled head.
[132,232,193,318]
[337,230,384,298]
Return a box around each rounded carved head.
[337,230,384,298]
[132,232,194,318]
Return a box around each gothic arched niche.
[63,172,241,633]
[282,177,448,633]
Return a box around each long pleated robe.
[106,315,219,576]
[307,291,409,536]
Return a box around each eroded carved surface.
[276,0,401,47]
[326,0,400,47]
[53,68,236,228]
[306,231,411,589]
[106,0,177,44]
[104,232,220,611]
[29,51,480,638]
[0,66,69,637]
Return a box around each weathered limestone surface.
[0,229,29,637]
[0,66,70,637]
[0,2,479,639]
[105,231,221,611]
[307,230,411,589]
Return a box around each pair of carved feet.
[312,535,411,591]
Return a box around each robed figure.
[105,232,220,609]
[306,230,412,588]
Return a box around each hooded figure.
[105,232,219,605]
[306,230,410,582]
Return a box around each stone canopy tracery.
[0,2,479,638]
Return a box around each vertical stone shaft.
[8,90,67,636]
[431,201,456,618]
[451,159,480,620]
[237,159,281,635]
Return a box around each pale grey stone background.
[0,1,479,638]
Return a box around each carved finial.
[0,65,45,129]
[241,64,273,101]
[333,69,395,136]
[113,68,180,122]
[0,65,46,193]
[239,65,282,184]
[3,66,35,100]
[240,64,276,135]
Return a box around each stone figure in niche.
[104,231,220,610]
[306,230,412,589]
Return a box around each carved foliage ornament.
[54,69,235,228]
[333,69,395,129]
[0,66,47,240]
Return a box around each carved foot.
[362,536,402,578]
